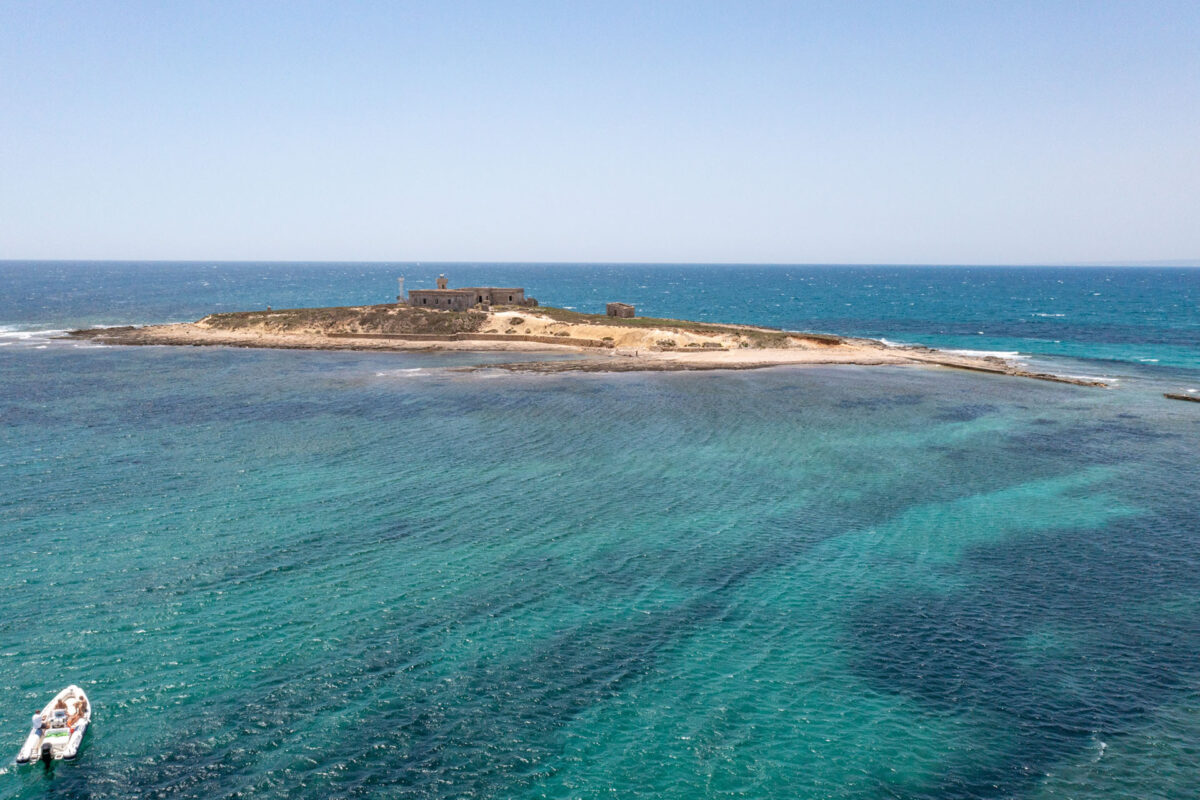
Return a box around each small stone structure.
[607,302,636,318]
[407,275,537,311]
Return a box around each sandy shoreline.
[68,318,1108,387]
[70,323,585,353]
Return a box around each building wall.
[607,303,636,318]
[463,287,526,305]
[408,284,532,309]
[407,290,476,311]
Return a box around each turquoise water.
[3,262,1199,369]
[2,263,1199,798]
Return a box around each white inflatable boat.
[15,685,91,764]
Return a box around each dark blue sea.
[2,262,1199,798]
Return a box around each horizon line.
[2,258,1200,268]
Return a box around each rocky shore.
[67,303,1108,387]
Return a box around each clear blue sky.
[1,1,1197,264]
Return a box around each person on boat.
[67,699,87,727]
[31,713,43,734]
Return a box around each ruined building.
[405,275,537,311]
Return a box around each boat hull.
[15,685,91,763]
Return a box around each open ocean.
[2,262,1199,799]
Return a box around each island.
[68,301,1106,387]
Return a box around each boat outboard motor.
[40,739,54,765]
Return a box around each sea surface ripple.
[1,263,1199,798]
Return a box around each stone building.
[406,275,536,310]
[405,288,477,311]
[606,302,636,318]
[465,286,528,306]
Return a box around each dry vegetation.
[201,305,487,335]
[191,303,848,352]
[200,303,805,346]
[509,305,796,347]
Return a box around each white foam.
[1032,313,1066,317]
[0,327,69,345]
[0,328,62,339]
[943,349,1025,360]
[374,368,430,377]
[1061,374,1117,384]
